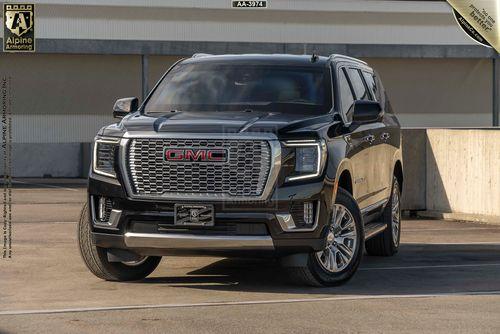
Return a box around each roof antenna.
[310,52,318,63]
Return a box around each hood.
[100,111,337,137]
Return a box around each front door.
[344,67,389,209]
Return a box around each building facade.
[0,0,498,176]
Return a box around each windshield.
[144,63,332,114]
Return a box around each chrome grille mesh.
[126,139,272,198]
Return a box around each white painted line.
[12,180,80,192]
[403,241,500,245]
[404,228,500,232]
[1,290,499,316]
[361,263,500,271]
[15,221,77,224]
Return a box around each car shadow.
[135,243,500,296]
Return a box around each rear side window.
[346,68,370,101]
[362,71,380,101]
[362,71,378,101]
[338,69,355,122]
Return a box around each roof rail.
[328,54,367,65]
[192,53,213,58]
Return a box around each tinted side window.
[346,68,370,101]
[362,71,378,101]
[338,69,355,122]
[373,72,394,114]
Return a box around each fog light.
[304,202,314,225]
[98,197,105,220]
[97,196,112,222]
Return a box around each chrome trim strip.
[107,210,122,228]
[360,198,389,214]
[364,223,387,240]
[119,132,281,202]
[124,232,275,251]
[122,132,278,140]
[276,213,296,230]
[276,200,321,232]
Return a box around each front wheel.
[288,187,364,287]
[77,202,162,281]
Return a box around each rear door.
[336,67,372,209]
[363,70,400,201]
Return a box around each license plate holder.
[174,204,215,227]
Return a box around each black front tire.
[365,176,401,256]
[288,187,364,287]
[77,202,162,281]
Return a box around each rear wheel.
[365,176,401,256]
[288,187,364,287]
[77,202,162,281]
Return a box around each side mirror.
[351,100,383,124]
[113,97,138,118]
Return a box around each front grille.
[126,138,272,199]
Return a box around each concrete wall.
[401,128,500,223]
[0,143,88,178]
[425,129,500,222]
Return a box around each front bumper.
[93,230,325,257]
[89,152,335,257]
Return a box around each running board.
[364,223,387,240]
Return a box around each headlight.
[93,137,120,177]
[283,140,327,182]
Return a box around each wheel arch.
[393,160,403,191]
[334,159,354,197]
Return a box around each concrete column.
[141,54,149,101]
[494,54,499,126]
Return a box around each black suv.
[78,54,403,286]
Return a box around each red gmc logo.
[164,148,228,163]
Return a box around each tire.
[365,176,401,256]
[77,202,162,281]
[288,187,364,287]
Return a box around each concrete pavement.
[1,181,500,333]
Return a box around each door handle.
[344,135,352,146]
[381,132,390,141]
[363,134,375,144]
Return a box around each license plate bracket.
[174,204,215,227]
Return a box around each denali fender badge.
[164,148,228,163]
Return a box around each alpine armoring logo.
[164,148,228,163]
[3,3,35,52]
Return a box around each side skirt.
[364,223,387,240]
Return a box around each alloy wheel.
[315,204,357,273]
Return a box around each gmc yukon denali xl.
[78,54,403,286]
